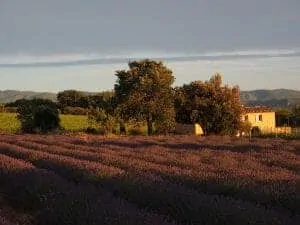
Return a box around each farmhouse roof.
[242,106,274,113]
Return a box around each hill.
[240,89,300,108]
[0,90,57,103]
[1,89,300,108]
[240,89,300,102]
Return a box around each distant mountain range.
[0,90,57,103]
[240,89,300,108]
[1,89,300,108]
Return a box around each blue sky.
[0,0,299,92]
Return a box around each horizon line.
[1,88,300,94]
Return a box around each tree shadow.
[0,167,168,225]
[1,153,298,225]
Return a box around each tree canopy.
[57,90,86,108]
[175,73,242,135]
[114,59,175,135]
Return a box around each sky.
[0,0,299,92]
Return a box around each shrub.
[239,121,252,136]
[86,127,106,135]
[34,105,60,133]
[62,106,88,115]
[251,126,261,136]
[4,107,18,113]
[17,99,60,133]
[0,104,5,113]
[128,127,145,135]
[88,108,118,134]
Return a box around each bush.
[88,108,118,134]
[239,121,252,136]
[4,107,18,113]
[62,106,88,115]
[86,127,106,135]
[128,128,145,136]
[34,105,60,133]
[251,126,261,136]
[17,99,60,133]
[0,104,5,113]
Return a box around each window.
[255,114,263,122]
[244,115,248,121]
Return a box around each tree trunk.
[147,116,153,135]
[119,121,126,135]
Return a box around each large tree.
[88,91,116,114]
[57,90,86,108]
[114,59,175,135]
[276,108,292,126]
[175,74,242,135]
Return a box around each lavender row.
[0,143,297,225]
[0,153,174,225]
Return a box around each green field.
[0,113,89,133]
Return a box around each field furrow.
[4,138,299,214]
[0,153,175,225]
[0,141,298,225]
[1,134,299,225]
[19,134,300,175]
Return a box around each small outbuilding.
[174,123,204,135]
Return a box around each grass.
[0,113,20,133]
[0,113,88,133]
[0,112,149,135]
[59,114,89,132]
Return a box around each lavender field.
[0,134,299,225]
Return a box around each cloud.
[1,53,300,92]
[0,48,300,68]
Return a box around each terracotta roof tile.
[242,106,274,113]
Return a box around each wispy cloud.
[1,53,300,92]
[1,49,300,68]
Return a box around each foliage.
[0,104,5,112]
[128,127,145,135]
[57,90,87,108]
[274,107,300,127]
[251,126,261,136]
[57,90,115,112]
[0,112,89,133]
[291,106,300,127]
[4,106,18,113]
[16,99,60,133]
[0,113,20,133]
[154,107,176,134]
[5,99,31,107]
[114,59,175,135]
[86,126,106,135]
[175,73,242,135]
[61,106,88,115]
[33,105,60,133]
[88,108,118,134]
[88,91,116,113]
[239,121,252,135]
[275,108,292,126]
